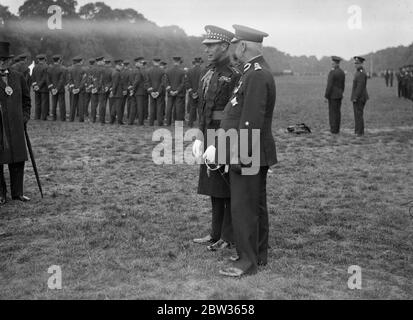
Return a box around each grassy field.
[0,75,412,300]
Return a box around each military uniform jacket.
[11,62,31,88]
[197,56,240,198]
[91,65,105,94]
[32,63,49,93]
[48,63,66,93]
[186,65,202,93]
[101,66,113,94]
[165,66,186,97]
[110,69,125,98]
[324,67,345,100]
[131,68,147,96]
[220,55,277,167]
[69,64,87,93]
[0,70,31,164]
[351,67,369,103]
[146,66,165,95]
[198,56,241,134]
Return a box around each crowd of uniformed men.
[396,65,413,100]
[10,53,207,127]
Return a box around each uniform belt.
[211,111,225,121]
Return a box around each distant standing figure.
[351,56,369,136]
[389,69,394,87]
[324,56,345,134]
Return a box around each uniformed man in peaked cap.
[48,54,66,121]
[324,56,345,134]
[146,58,166,126]
[186,57,204,128]
[129,57,147,125]
[202,25,277,277]
[165,56,186,126]
[192,25,241,252]
[351,56,369,136]
[68,56,87,122]
[32,54,50,120]
[109,59,125,125]
[99,58,113,124]
[0,41,32,205]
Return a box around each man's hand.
[52,89,58,96]
[192,139,204,159]
[203,145,216,164]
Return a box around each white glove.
[203,145,216,164]
[192,140,203,159]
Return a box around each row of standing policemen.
[397,65,413,101]
[10,54,206,127]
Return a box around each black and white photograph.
[0,0,412,304]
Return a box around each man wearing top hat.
[11,53,31,89]
[48,54,66,121]
[0,41,32,205]
[146,58,166,126]
[165,56,186,126]
[192,25,241,252]
[32,54,50,121]
[186,57,203,128]
[351,56,369,136]
[324,56,345,134]
[202,25,278,277]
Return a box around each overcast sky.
[3,0,413,59]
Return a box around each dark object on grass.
[24,127,43,198]
[287,123,312,134]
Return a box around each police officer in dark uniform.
[351,56,369,136]
[186,57,203,128]
[324,56,345,134]
[89,56,105,123]
[109,59,125,125]
[202,25,277,277]
[68,56,87,122]
[48,54,66,121]
[146,58,166,126]
[0,41,32,205]
[11,53,31,89]
[83,58,96,119]
[192,25,241,251]
[165,56,186,126]
[32,54,49,120]
[130,57,147,125]
[99,58,113,124]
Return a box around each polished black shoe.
[12,195,31,202]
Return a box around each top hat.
[0,42,12,59]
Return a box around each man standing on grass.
[165,56,186,126]
[0,41,32,205]
[31,54,49,121]
[351,56,369,137]
[192,25,241,252]
[324,56,345,134]
[202,25,277,277]
[48,54,66,121]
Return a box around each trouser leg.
[165,96,174,126]
[58,93,66,121]
[157,98,165,126]
[229,167,268,274]
[34,92,41,120]
[90,94,99,123]
[328,99,342,133]
[136,96,144,125]
[175,96,185,122]
[40,92,50,120]
[51,94,58,120]
[128,95,137,125]
[210,197,233,242]
[353,101,365,135]
[78,93,85,122]
[0,165,7,197]
[9,162,25,198]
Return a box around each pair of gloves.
[192,139,216,163]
